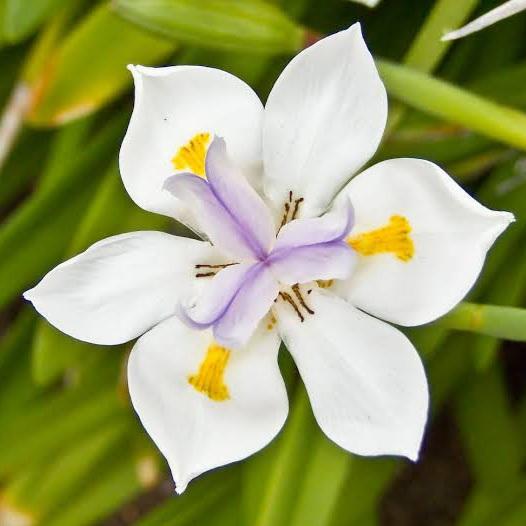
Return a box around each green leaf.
[20,0,82,85]
[379,121,491,167]
[471,62,526,109]
[0,344,123,476]
[330,457,398,526]
[66,163,172,256]
[3,0,70,43]
[0,422,129,522]
[426,333,473,410]
[446,147,509,181]
[176,46,274,91]
[246,386,317,526]
[0,1,6,44]
[28,4,175,126]
[0,115,124,308]
[136,467,240,526]
[458,481,526,526]
[384,0,479,135]
[34,423,129,516]
[288,433,351,526]
[0,307,35,373]
[443,5,526,84]
[0,129,51,210]
[0,117,120,251]
[39,115,94,190]
[0,387,123,478]
[405,324,449,360]
[378,59,526,151]
[498,499,526,526]
[0,191,93,307]
[113,0,305,54]
[0,309,40,417]
[455,365,522,489]
[44,440,160,526]
[206,501,240,526]
[32,321,108,386]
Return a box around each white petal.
[337,158,514,326]
[276,289,428,460]
[442,0,526,41]
[24,232,219,345]
[352,0,382,6]
[263,23,387,218]
[119,65,264,225]
[128,316,288,493]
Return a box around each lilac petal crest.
[269,197,355,284]
[164,173,257,260]
[274,198,354,251]
[205,137,275,257]
[164,137,274,260]
[179,262,257,327]
[213,263,280,348]
[268,241,355,285]
[179,261,280,349]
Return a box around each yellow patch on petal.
[317,279,334,289]
[267,313,277,331]
[172,132,211,177]
[348,215,414,262]
[188,343,231,401]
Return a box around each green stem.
[378,59,526,151]
[386,0,480,134]
[437,302,526,341]
[403,0,479,73]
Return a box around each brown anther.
[195,272,216,278]
[279,291,304,322]
[292,284,314,315]
[278,202,291,231]
[290,197,304,221]
[195,263,238,269]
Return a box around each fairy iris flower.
[24,24,513,493]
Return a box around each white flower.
[442,0,526,41]
[24,24,513,494]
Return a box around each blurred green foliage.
[0,0,525,525]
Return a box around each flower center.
[188,343,231,401]
[348,215,414,262]
[172,132,211,177]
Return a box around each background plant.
[0,0,525,525]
